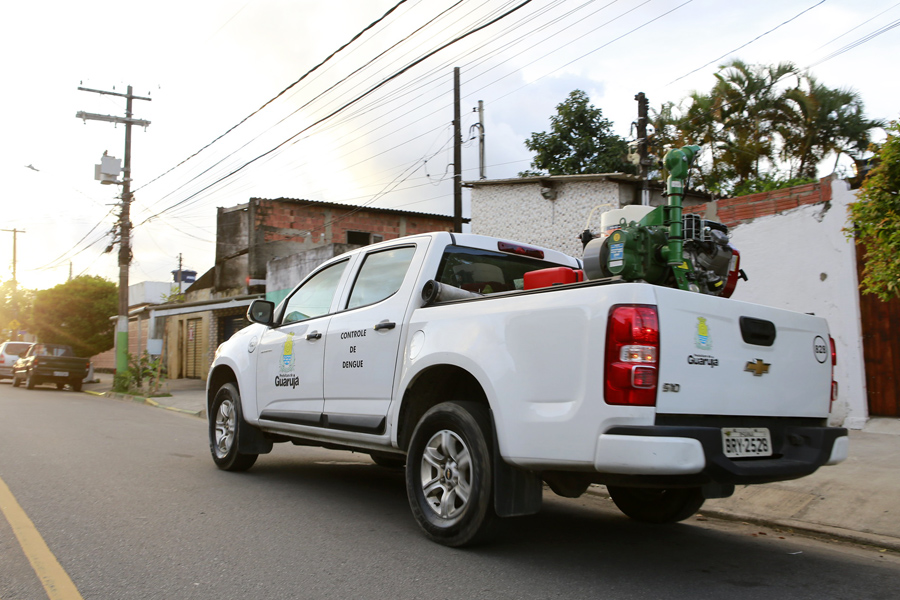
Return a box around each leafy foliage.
[31,275,117,357]
[848,121,900,301]
[113,351,167,396]
[650,60,882,196]
[520,90,636,177]
[0,280,34,340]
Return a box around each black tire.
[56,383,65,390]
[12,374,21,387]
[70,380,83,392]
[405,401,496,547]
[370,452,406,469]
[209,383,258,472]
[26,370,36,390]
[607,486,705,524]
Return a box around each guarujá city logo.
[695,317,712,350]
[281,332,296,372]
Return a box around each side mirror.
[247,299,275,326]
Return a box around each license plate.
[53,371,69,377]
[722,427,772,458]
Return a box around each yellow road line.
[0,476,84,600]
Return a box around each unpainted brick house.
[157,198,457,380]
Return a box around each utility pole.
[77,85,151,376]
[453,67,463,233]
[476,100,486,180]
[635,92,650,206]
[1,228,24,290]
[177,253,183,293]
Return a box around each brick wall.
[683,176,833,228]
[253,199,455,246]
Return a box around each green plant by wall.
[112,351,167,396]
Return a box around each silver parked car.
[0,341,33,380]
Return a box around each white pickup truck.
[206,231,848,546]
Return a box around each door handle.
[374,322,396,331]
[306,331,322,340]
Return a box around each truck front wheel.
[405,402,496,547]
[26,370,37,389]
[607,485,704,524]
[209,383,258,472]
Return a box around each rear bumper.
[594,424,848,485]
[32,368,86,381]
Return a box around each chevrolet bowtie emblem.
[745,359,771,376]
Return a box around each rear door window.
[435,245,566,294]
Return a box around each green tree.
[848,120,900,300]
[31,275,118,357]
[780,77,882,179]
[657,60,881,196]
[520,90,636,176]
[0,280,34,339]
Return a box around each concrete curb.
[84,389,205,419]
[586,487,900,553]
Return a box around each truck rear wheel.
[26,370,36,389]
[405,401,496,547]
[607,485,705,524]
[209,383,258,472]
[70,379,83,392]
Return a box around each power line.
[807,16,900,68]
[139,0,536,225]
[668,1,826,85]
[33,209,116,271]
[814,1,900,50]
[133,0,410,195]
[136,0,472,217]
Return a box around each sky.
[1,0,897,293]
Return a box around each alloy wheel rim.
[419,429,472,520]
[214,398,236,458]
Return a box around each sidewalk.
[82,374,900,551]
[83,372,208,419]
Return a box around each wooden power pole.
[453,67,463,233]
[77,85,151,375]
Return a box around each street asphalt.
[83,373,900,552]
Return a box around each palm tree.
[711,60,797,186]
[780,76,883,178]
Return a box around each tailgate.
[40,357,88,374]
[653,287,832,418]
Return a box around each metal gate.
[185,318,203,379]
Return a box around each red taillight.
[829,335,838,408]
[605,305,659,406]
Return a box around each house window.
[347,231,371,245]
[347,231,384,246]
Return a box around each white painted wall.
[128,281,174,307]
[728,179,867,428]
[471,179,622,257]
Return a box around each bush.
[112,351,167,396]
